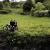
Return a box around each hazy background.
[0,0,26,2]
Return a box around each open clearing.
[0,13,50,36]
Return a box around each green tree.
[35,2,45,11]
[3,0,9,2]
[11,2,18,8]
[3,0,10,8]
[35,0,44,3]
[23,0,33,14]
[0,2,3,10]
[43,0,50,9]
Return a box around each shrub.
[32,10,49,17]
[35,2,45,11]
[0,8,11,14]
[11,2,18,8]
[43,0,50,10]
[31,2,46,16]
[3,2,10,8]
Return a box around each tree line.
[0,0,50,17]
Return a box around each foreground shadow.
[0,35,50,50]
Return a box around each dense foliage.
[35,0,44,3]
[11,2,18,8]
[0,2,3,10]
[0,0,50,16]
[35,2,45,11]
[23,0,33,15]
[43,0,50,9]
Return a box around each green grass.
[0,13,50,36]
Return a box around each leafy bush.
[43,0,50,10]
[0,8,11,14]
[35,2,45,11]
[31,2,46,16]
[3,2,10,8]
[11,2,18,8]
[33,10,49,17]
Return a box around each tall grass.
[0,13,50,36]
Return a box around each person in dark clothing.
[10,20,15,27]
[10,20,18,31]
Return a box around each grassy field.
[0,12,50,36]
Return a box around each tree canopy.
[35,0,44,3]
